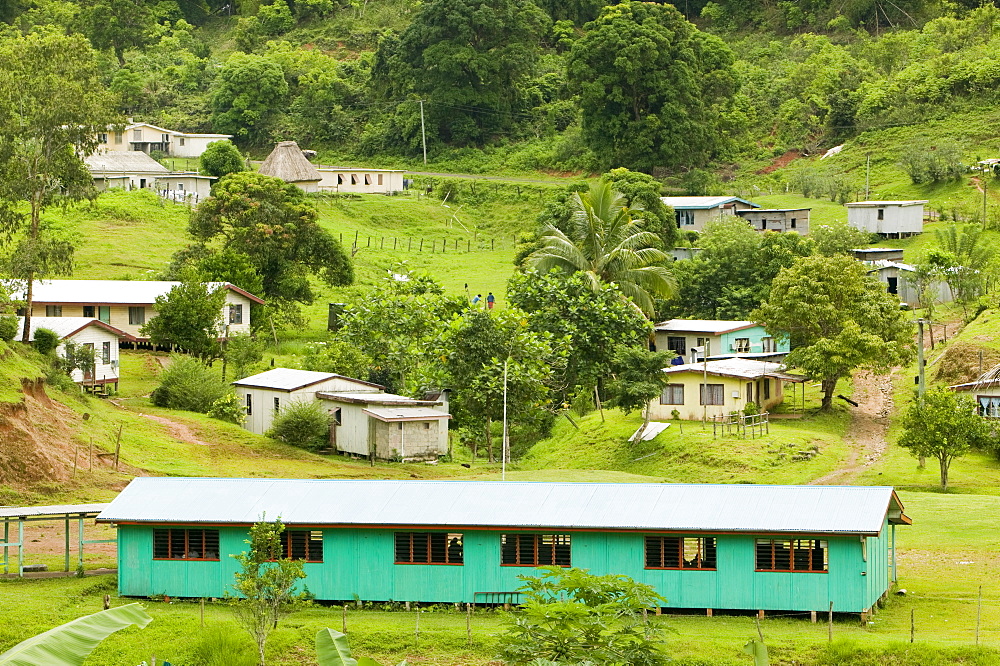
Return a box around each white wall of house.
[331,402,369,455]
[847,203,925,235]
[31,289,255,340]
[156,174,215,200]
[317,169,405,194]
[59,326,121,386]
[171,136,229,158]
[237,378,381,435]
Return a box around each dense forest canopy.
[4,0,1000,174]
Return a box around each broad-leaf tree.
[567,1,739,171]
[930,224,994,313]
[498,567,668,666]
[0,32,119,342]
[605,346,675,432]
[230,517,309,666]
[527,181,676,318]
[200,139,247,179]
[753,254,914,411]
[186,172,352,318]
[666,219,814,319]
[435,309,562,462]
[383,0,548,145]
[140,278,227,362]
[334,273,466,393]
[507,269,651,402]
[77,0,157,65]
[211,53,289,145]
[898,387,991,490]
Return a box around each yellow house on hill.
[649,359,806,421]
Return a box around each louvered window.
[500,534,571,567]
[394,532,464,564]
[153,528,220,560]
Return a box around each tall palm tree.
[528,181,676,317]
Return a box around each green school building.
[96,478,910,615]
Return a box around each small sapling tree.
[898,387,992,490]
[140,278,226,362]
[498,567,669,666]
[231,517,309,666]
[605,347,675,434]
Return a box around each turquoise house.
[654,319,791,363]
[96,479,910,616]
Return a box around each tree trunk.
[940,456,949,490]
[20,272,34,343]
[485,418,493,463]
[820,378,837,411]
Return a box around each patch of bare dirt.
[139,414,211,446]
[0,379,87,484]
[810,369,894,485]
[757,149,801,175]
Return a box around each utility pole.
[702,340,710,426]
[419,100,427,165]
[865,153,871,200]
[917,319,926,468]
[502,357,508,480]
[983,174,988,226]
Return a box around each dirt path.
[140,414,211,446]
[809,369,895,485]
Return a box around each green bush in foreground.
[151,356,229,413]
[266,399,331,450]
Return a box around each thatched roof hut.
[258,141,321,192]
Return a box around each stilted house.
[258,141,322,192]
[846,200,928,238]
[9,317,133,390]
[97,478,910,617]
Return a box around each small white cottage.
[85,151,170,191]
[233,369,383,436]
[316,168,406,194]
[846,200,928,238]
[11,317,133,390]
[258,141,322,192]
[317,390,451,461]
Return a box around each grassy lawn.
[4,489,1000,665]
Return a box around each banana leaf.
[315,629,406,666]
[0,602,152,666]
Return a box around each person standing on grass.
[487,292,495,309]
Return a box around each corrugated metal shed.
[846,200,929,207]
[96,478,908,535]
[363,407,452,422]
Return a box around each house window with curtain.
[700,384,724,406]
[660,384,684,405]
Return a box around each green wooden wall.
[117,522,892,613]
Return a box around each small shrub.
[33,327,60,356]
[266,400,331,451]
[208,393,246,425]
[151,356,229,413]
[189,624,258,666]
[0,315,18,341]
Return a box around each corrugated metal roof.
[664,359,785,379]
[660,196,760,210]
[96,478,908,535]
[363,407,452,421]
[318,392,441,406]
[10,280,260,305]
[234,369,381,391]
[0,503,110,519]
[655,319,756,334]
[8,317,132,341]
[85,152,170,174]
[845,200,928,207]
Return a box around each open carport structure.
[1,503,112,576]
